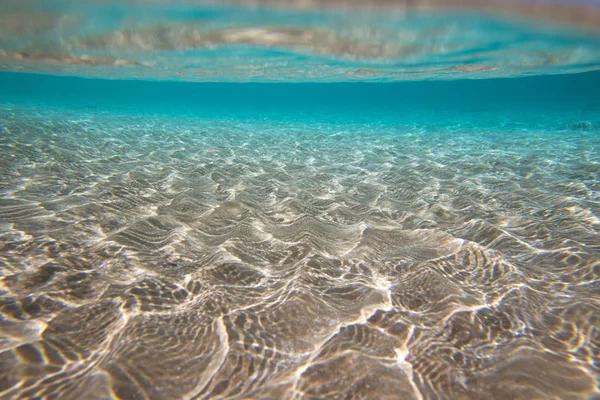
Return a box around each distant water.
[1,3,600,400]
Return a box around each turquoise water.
[1,3,600,400]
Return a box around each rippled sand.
[0,105,598,399]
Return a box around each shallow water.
[1,3,600,400]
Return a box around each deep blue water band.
[1,70,599,125]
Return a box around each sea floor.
[0,91,598,398]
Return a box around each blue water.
[0,3,599,400]
[2,70,599,123]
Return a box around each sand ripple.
[0,108,598,399]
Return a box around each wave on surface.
[1,1,600,81]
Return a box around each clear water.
[1,3,599,400]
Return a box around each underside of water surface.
[3,0,600,81]
[0,1,599,400]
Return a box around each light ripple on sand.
[0,108,598,399]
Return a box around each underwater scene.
[0,1,599,399]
